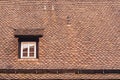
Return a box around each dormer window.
[18,37,39,59]
[14,28,44,59]
[21,42,36,58]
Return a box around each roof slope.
[0,0,120,70]
[0,73,120,79]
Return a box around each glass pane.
[23,45,28,52]
[30,46,34,52]
[29,52,34,57]
[23,52,28,57]
[23,48,28,52]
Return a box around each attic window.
[14,28,44,59]
[21,42,36,58]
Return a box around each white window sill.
[18,58,39,62]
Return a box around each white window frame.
[21,42,36,58]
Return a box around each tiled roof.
[0,73,120,79]
[14,28,44,37]
[0,0,119,69]
[0,0,120,79]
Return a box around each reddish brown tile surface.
[0,73,120,79]
[14,28,44,36]
[0,0,120,79]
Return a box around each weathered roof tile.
[14,28,44,37]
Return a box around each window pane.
[30,46,34,52]
[23,48,28,52]
[23,44,28,52]
[23,52,28,57]
[29,52,34,57]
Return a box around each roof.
[0,0,120,79]
[14,28,44,37]
[0,0,119,69]
[0,69,120,79]
[0,73,120,79]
